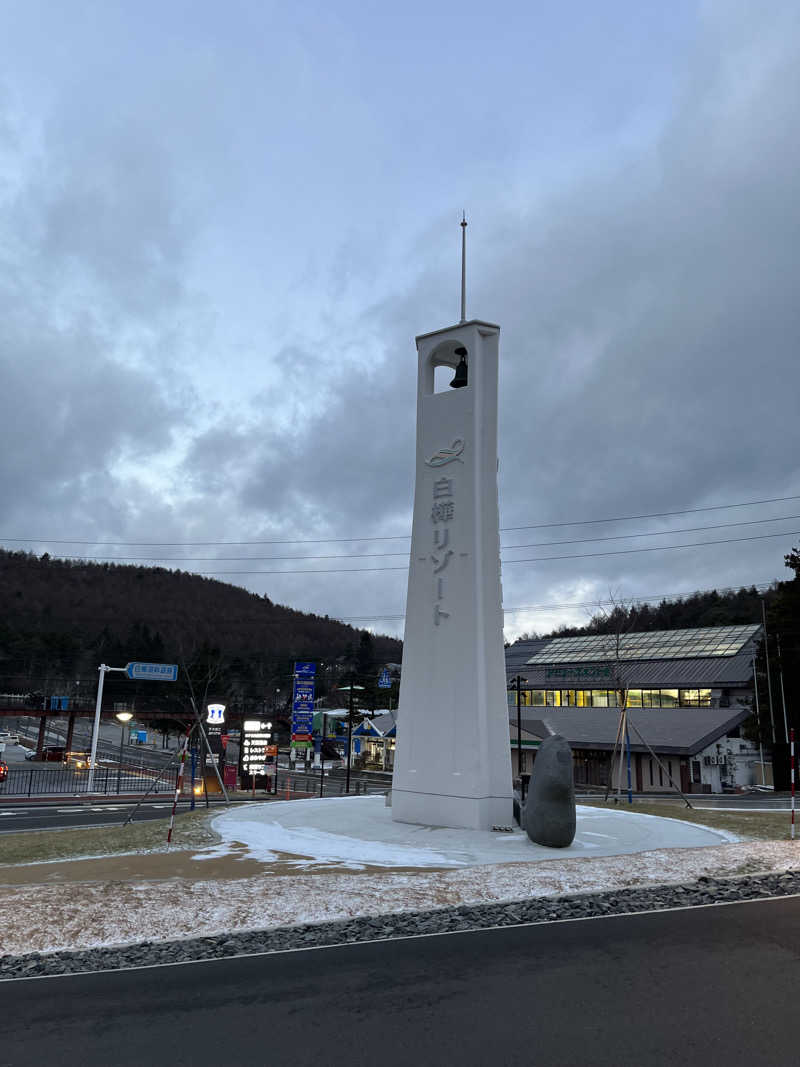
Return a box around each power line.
[501,529,800,566]
[335,580,779,621]
[1,492,798,548]
[1,527,796,578]
[7,512,800,564]
[45,527,791,575]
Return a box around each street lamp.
[115,710,133,794]
[508,675,527,801]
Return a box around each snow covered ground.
[1,797,797,958]
[204,795,739,870]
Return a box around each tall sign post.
[88,661,178,792]
[291,662,316,765]
[392,225,512,830]
[241,719,274,789]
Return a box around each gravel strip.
[3,868,799,981]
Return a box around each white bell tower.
[392,218,512,830]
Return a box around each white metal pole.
[791,728,795,841]
[460,212,467,323]
[87,665,107,792]
[753,656,766,787]
[777,634,790,743]
[761,600,777,744]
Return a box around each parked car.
[0,761,8,783]
[24,749,37,761]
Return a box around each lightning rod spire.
[460,211,467,323]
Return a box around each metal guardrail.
[0,764,180,797]
[272,771,389,799]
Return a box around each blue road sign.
[378,669,392,689]
[126,662,179,682]
[294,661,317,678]
[293,676,315,714]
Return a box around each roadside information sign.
[292,662,316,749]
[126,662,179,682]
[378,668,392,689]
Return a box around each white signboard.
[206,703,226,725]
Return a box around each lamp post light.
[508,675,527,801]
[338,680,365,794]
[115,710,133,794]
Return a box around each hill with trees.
[0,549,401,717]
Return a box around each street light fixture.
[508,676,527,801]
[115,710,133,794]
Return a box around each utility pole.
[777,634,790,743]
[319,712,327,798]
[509,675,526,800]
[345,678,355,795]
[761,600,777,744]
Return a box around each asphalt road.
[0,800,224,833]
[3,897,799,1066]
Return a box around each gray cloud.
[2,2,800,641]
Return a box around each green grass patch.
[582,798,796,842]
[0,808,221,867]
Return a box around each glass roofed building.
[507,624,761,711]
[505,623,768,793]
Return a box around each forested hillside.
[539,584,775,639]
[0,550,401,710]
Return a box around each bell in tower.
[450,347,468,389]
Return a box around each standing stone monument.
[392,219,512,831]
[522,734,577,848]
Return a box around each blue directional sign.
[292,680,315,714]
[378,668,392,689]
[126,662,179,682]
[292,667,316,743]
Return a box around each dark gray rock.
[522,734,576,848]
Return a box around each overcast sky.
[1,0,799,643]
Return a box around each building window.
[649,759,654,786]
[660,689,679,708]
[659,763,664,786]
[627,689,643,707]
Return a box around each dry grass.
[581,798,795,841]
[0,809,220,866]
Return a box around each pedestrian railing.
[0,764,180,797]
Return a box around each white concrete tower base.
[392,319,512,831]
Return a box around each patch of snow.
[3,795,787,960]
[2,840,799,958]
[208,796,736,870]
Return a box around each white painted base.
[391,788,513,831]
